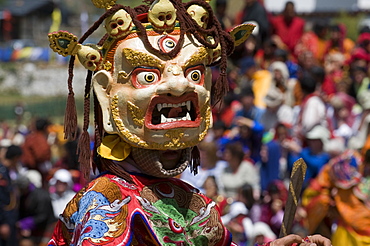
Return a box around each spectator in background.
[259,180,287,237]
[234,0,270,44]
[21,118,52,185]
[288,125,331,189]
[234,86,264,124]
[0,145,22,246]
[181,141,226,193]
[230,34,260,64]
[17,170,55,246]
[348,90,370,151]
[237,57,272,109]
[260,86,293,133]
[259,139,283,193]
[49,169,76,220]
[324,24,354,62]
[237,56,257,90]
[212,92,240,129]
[214,0,232,31]
[219,143,260,200]
[322,52,346,96]
[54,127,80,171]
[271,1,305,53]
[221,183,260,245]
[294,69,327,138]
[227,120,263,164]
[348,65,369,101]
[268,60,298,107]
[255,38,280,70]
[295,21,329,64]
[250,222,277,246]
[204,121,229,154]
[202,175,230,216]
[327,92,356,142]
[349,31,370,69]
[274,48,300,79]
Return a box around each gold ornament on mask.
[127,101,145,127]
[111,95,150,148]
[229,24,256,47]
[91,0,117,10]
[198,100,211,140]
[48,31,79,57]
[164,129,185,149]
[122,48,164,70]
[103,61,113,71]
[185,47,208,67]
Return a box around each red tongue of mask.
[168,107,183,118]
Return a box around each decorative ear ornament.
[229,23,256,47]
[48,31,79,57]
[48,31,103,71]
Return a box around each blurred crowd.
[0,118,83,246]
[1,0,370,245]
[181,0,370,245]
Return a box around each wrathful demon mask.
[48,0,254,178]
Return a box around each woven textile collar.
[128,147,191,178]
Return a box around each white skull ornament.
[148,0,177,32]
[187,5,209,29]
[105,9,133,38]
[77,44,102,71]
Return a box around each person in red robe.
[271,1,305,54]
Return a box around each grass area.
[0,95,85,125]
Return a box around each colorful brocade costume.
[48,171,235,246]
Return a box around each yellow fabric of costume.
[97,135,131,161]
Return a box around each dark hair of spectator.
[5,145,23,159]
[299,71,317,94]
[239,183,255,210]
[310,66,325,84]
[274,49,288,62]
[351,66,367,74]
[223,92,237,106]
[35,118,51,131]
[213,120,227,131]
[364,149,370,163]
[216,0,227,7]
[313,21,328,36]
[239,86,255,99]
[330,24,341,32]
[225,142,245,162]
[359,26,370,35]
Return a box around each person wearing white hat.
[49,169,76,219]
[260,86,293,133]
